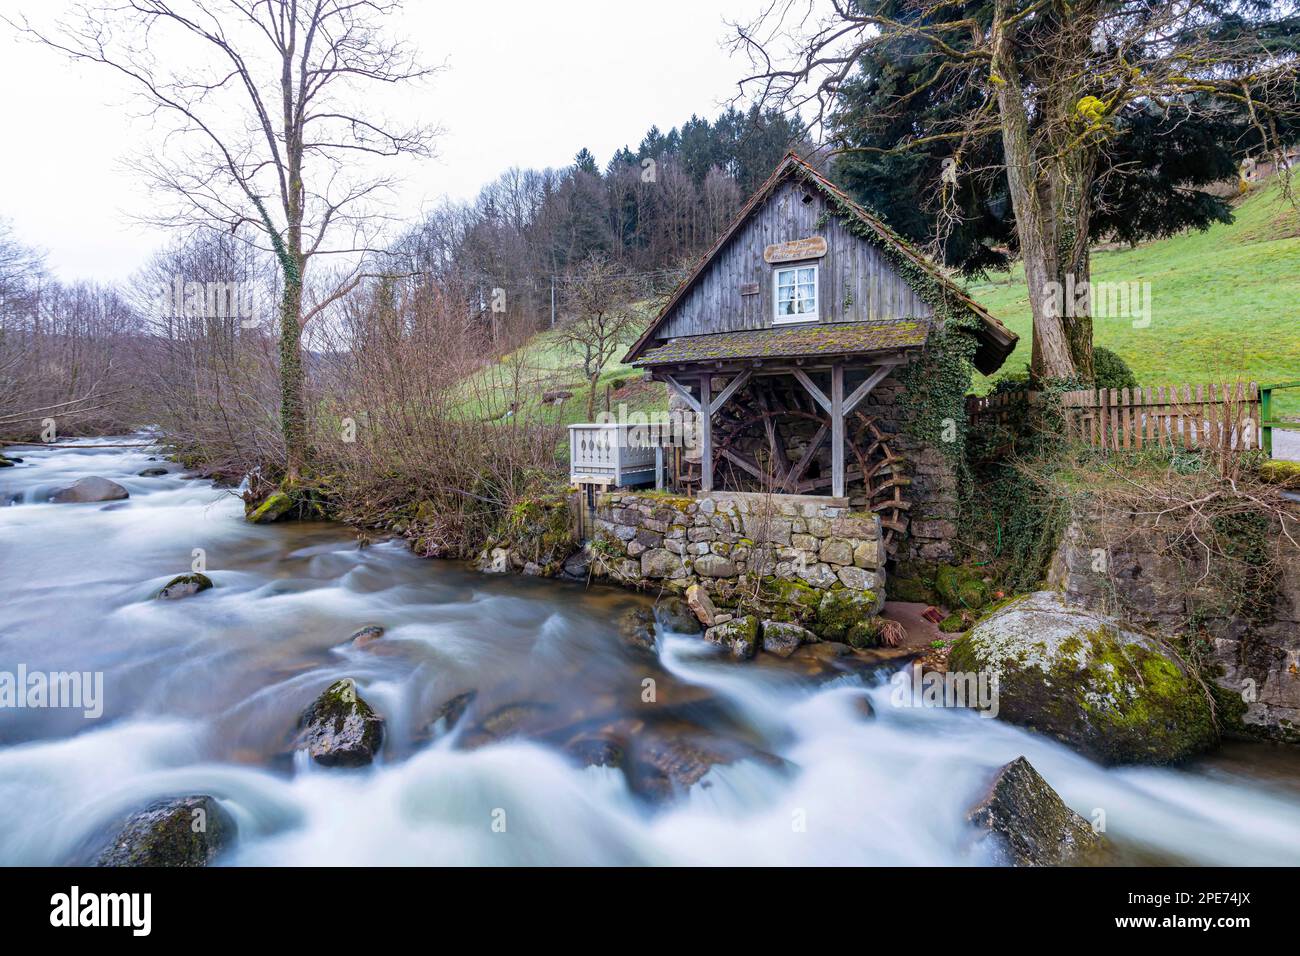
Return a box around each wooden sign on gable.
[763,236,827,264]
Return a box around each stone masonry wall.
[664,368,959,566]
[1049,510,1300,744]
[590,489,884,624]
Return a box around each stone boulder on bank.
[51,476,129,503]
[967,757,1105,866]
[295,678,385,767]
[761,620,818,658]
[704,615,760,660]
[96,795,236,867]
[947,592,1217,765]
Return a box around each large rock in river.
[295,678,385,767]
[51,476,129,503]
[96,795,236,867]
[967,757,1104,866]
[948,592,1217,764]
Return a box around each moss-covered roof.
[633,320,928,367]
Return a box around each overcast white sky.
[0,0,766,283]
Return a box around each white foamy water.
[2,439,1299,866]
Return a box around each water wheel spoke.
[700,378,910,554]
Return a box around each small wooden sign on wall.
[763,236,827,264]
[738,281,760,296]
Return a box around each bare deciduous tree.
[13,0,439,474]
[555,255,642,420]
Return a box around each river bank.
[3,438,1300,865]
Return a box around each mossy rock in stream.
[246,491,297,524]
[294,678,385,767]
[96,796,236,867]
[156,572,213,600]
[947,592,1217,765]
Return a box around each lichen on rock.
[948,592,1218,764]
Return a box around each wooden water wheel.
[677,377,911,554]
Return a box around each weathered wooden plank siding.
[657,179,932,339]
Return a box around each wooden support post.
[699,373,713,493]
[655,445,664,490]
[831,363,845,499]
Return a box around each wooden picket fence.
[967,382,1263,453]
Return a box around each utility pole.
[550,275,556,329]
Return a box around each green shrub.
[1092,346,1139,390]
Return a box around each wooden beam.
[786,423,828,490]
[792,368,830,413]
[831,363,845,498]
[719,447,766,482]
[663,374,700,414]
[708,368,751,415]
[842,363,899,416]
[699,373,713,493]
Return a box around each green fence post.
[1263,386,1273,458]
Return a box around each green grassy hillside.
[968,172,1300,415]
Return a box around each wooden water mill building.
[605,153,1017,563]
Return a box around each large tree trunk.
[991,4,1078,383]
[278,277,306,477]
[1061,151,1098,382]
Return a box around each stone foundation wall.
[1049,510,1300,743]
[590,489,884,623]
[664,369,959,565]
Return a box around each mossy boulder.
[246,491,296,523]
[815,588,881,643]
[761,620,817,658]
[156,572,213,600]
[936,564,991,610]
[0,455,13,468]
[967,757,1106,866]
[294,678,385,767]
[96,796,236,867]
[1259,458,1300,488]
[948,592,1217,765]
[704,615,760,660]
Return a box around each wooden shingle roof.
[633,320,928,367]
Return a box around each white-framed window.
[773,264,818,323]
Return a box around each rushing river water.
[2,438,1300,866]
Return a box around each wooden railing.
[568,423,662,488]
[968,382,1263,453]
